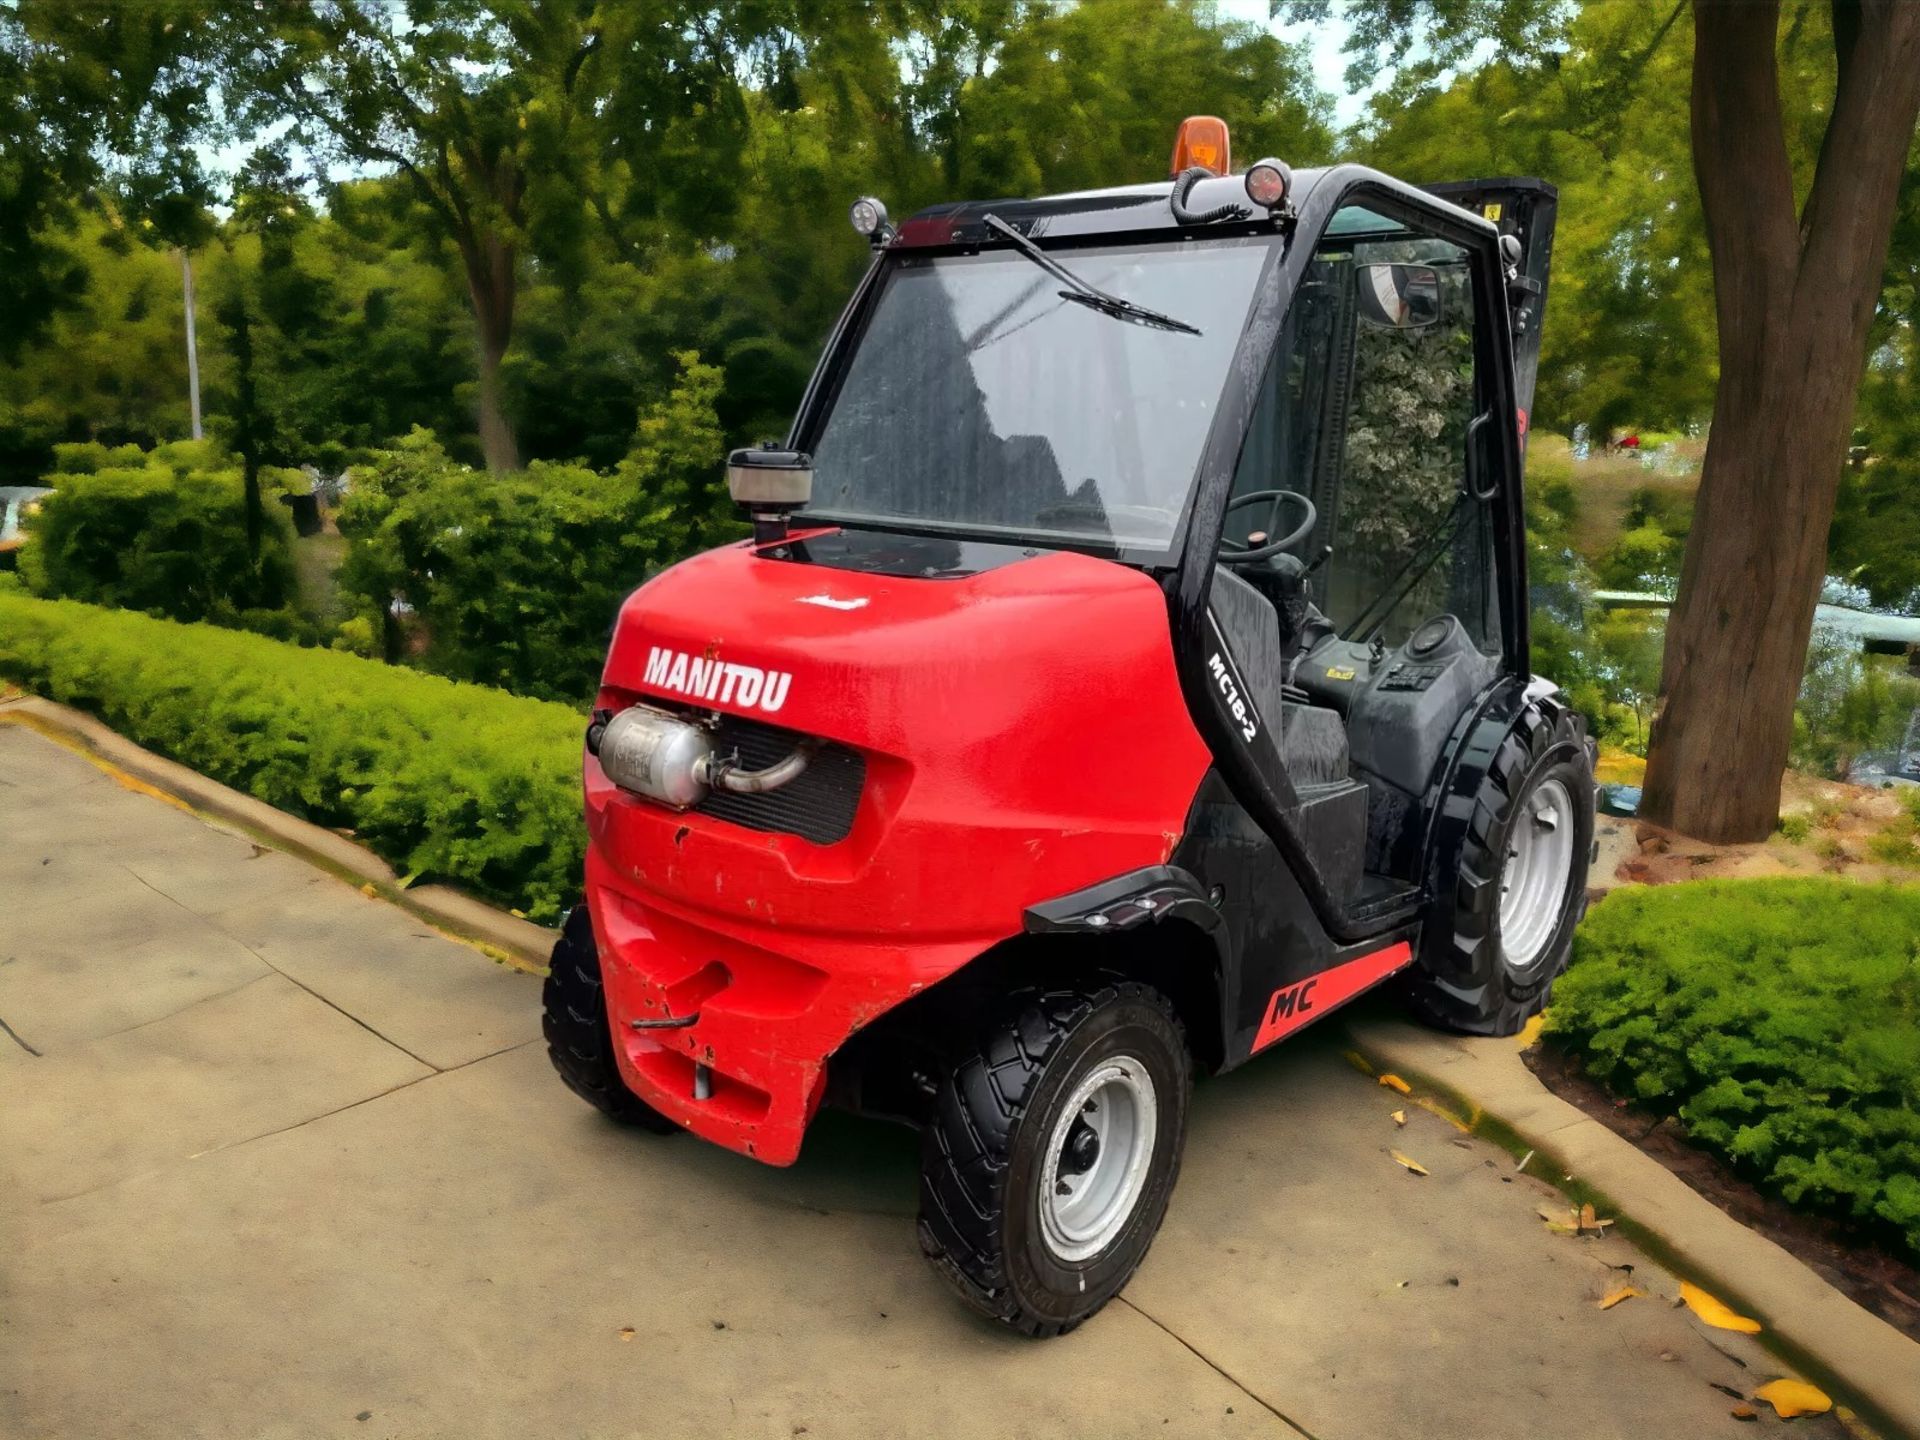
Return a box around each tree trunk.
[219,280,265,561]
[463,230,520,473]
[1638,0,1920,842]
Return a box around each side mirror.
[727,447,814,547]
[1356,263,1442,331]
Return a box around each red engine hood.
[602,535,1192,754]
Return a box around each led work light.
[1244,159,1291,210]
[849,196,891,240]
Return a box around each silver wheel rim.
[1500,776,1576,974]
[1037,1056,1159,1263]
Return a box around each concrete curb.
[0,692,559,968]
[1346,1013,1920,1440]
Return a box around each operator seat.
[1231,550,1334,682]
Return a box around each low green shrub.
[0,589,584,921]
[1547,879,1920,1261]
[19,441,298,623]
[49,439,148,477]
[1622,482,1694,538]
[1595,521,1681,590]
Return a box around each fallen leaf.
[1343,1050,1376,1077]
[1729,1403,1757,1421]
[1679,1282,1762,1335]
[1391,1109,1407,1126]
[1598,1285,1643,1310]
[1513,1013,1546,1050]
[1577,1203,1614,1235]
[1389,1150,1429,1176]
[1537,1207,1579,1235]
[1378,1073,1412,1094]
[1836,1405,1875,1439]
[1752,1379,1831,1419]
[618,1327,635,1342]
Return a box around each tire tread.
[917,981,1183,1338]
[542,906,679,1133]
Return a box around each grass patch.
[0,585,584,920]
[1594,745,1646,786]
[1867,792,1920,868]
[1546,878,1920,1265]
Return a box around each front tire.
[1408,696,1595,1035]
[917,982,1190,1337]
[543,904,679,1134]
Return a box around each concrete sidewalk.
[0,723,1865,1439]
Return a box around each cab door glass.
[1229,205,1500,653]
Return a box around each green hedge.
[18,440,300,623]
[1547,878,1920,1260]
[0,587,584,922]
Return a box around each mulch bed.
[1525,1042,1920,1346]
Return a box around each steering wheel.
[1218,489,1317,563]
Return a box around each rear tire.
[1408,696,1595,1036]
[543,904,679,1134]
[917,982,1190,1337]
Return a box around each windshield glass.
[805,237,1277,557]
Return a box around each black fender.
[1023,865,1235,1069]
[1418,676,1531,910]
[1023,864,1230,953]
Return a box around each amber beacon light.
[1169,115,1231,177]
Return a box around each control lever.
[1304,544,1332,576]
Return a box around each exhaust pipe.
[592,704,814,807]
[700,742,816,795]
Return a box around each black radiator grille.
[694,714,866,845]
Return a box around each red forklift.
[545,117,1594,1335]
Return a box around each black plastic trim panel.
[694,714,866,846]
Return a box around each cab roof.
[889,166,1554,249]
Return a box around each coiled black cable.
[1169,166,1250,225]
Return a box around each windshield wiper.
[982,214,1202,337]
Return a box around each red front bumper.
[584,848,980,1165]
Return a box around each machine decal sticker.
[1207,650,1258,741]
[642,645,793,714]
[1251,941,1414,1053]
[1204,611,1262,743]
